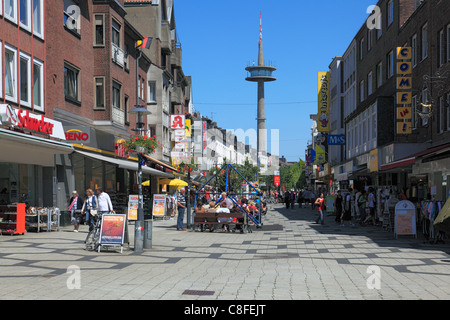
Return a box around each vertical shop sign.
[317,72,330,132]
[171,115,185,130]
[202,121,207,150]
[396,47,412,135]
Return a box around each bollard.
[144,220,152,249]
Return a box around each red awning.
[380,143,450,171]
[380,157,416,171]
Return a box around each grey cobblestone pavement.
[1,204,450,300]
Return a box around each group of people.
[68,187,114,232]
[326,187,378,227]
[282,189,317,209]
[193,192,261,232]
[279,187,378,227]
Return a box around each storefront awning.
[380,157,416,171]
[142,154,180,173]
[380,143,450,171]
[75,150,173,178]
[0,128,73,166]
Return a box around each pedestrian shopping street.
[1,203,450,300]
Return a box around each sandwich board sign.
[394,200,416,239]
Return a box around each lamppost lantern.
[129,105,151,133]
[128,104,151,253]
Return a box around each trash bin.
[144,220,152,249]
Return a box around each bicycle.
[85,211,107,252]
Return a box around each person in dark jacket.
[68,191,84,232]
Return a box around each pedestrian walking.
[341,191,355,227]
[364,188,376,225]
[96,187,114,213]
[285,191,290,209]
[314,193,325,225]
[358,190,368,225]
[81,189,98,232]
[290,191,295,209]
[310,191,315,210]
[297,190,303,209]
[334,190,343,223]
[176,188,186,231]
[68,191,83,232]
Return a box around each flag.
[136,37,152,49]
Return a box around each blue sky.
[174,0,376,162]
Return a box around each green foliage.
[280,159,306,190]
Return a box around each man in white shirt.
[96,187,113,213]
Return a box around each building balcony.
[112,107,125,126]
[161,21,172,53]
[171,85,183,104]
[171,44,182,68]
[112,43,125,68]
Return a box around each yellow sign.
[397,107,412,120]
[315,144,326,164]
[185,119,191,138]
[397,61,412,74]
[369,149,379,172]
[397,122,412,134]
[397,47,412,60]
[397,92,412,104]
[397,77,412,90]
[317,72,330,133]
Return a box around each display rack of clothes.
[420,200,446,243]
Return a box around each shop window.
[377,62,383,88]
[94,14,105,46]
[33,59,44,111]
[33,0,43,38]
[72,153,85,198]
[438,29,444,67]
[112,81,122,110]
[64,62,80,103]
[422,23,428,61]
[387,0,394,27]
[112,19,121,48]
[412,34,418,67]
[387,50,394,78]
[19,0,31,31]
[94,77,105,109]
[4,0,17,24]
[5,44,17,103]
[148,81,156,103]
[19,52,31,107]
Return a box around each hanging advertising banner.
[314,144,326,164]
[185,119,191,138]
[396,47,412,135]
[274,175,280,187]
[202,121,207,150]
[152,194,166,217]
[317,72,330,132]
[369,148,379,172]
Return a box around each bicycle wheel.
[85,228,100,251]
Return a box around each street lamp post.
[129,105,150,253]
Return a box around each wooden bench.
[194,211,252,233]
